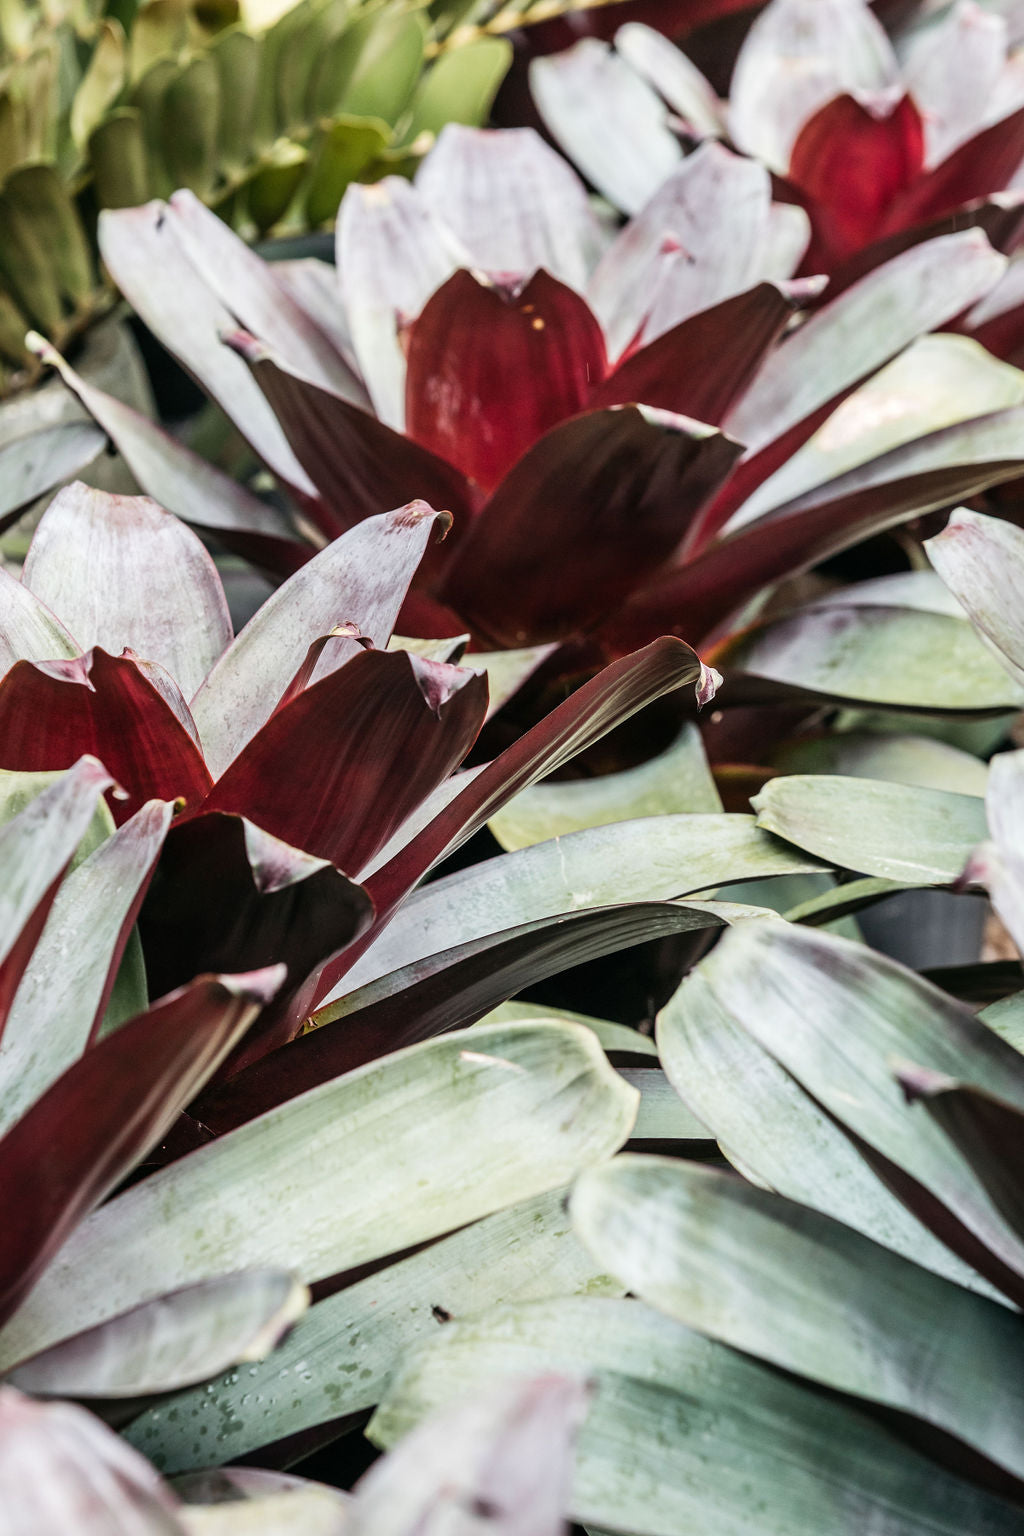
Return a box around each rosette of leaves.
[368,871,1024,1532]
[43,121,1024,799]
[0,475,845,1481]
[529,0,1024,377]
[0,0,511,398]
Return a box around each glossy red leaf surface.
[0,966,283,1330]
[228,332,475,539]
[0,650,212,822]
[591,282,794,425]
[882,105,1024,237]
[604,405,1024,649]
[139,814,372,1076]
[196,900,727,1130]
[202,648,488,877]
[404,269,607,493]
[336,636,718,980]
[788,92,925,271]
[439,407,742,646]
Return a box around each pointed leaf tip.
[697,664,722,709]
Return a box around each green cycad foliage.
[0,0,512,396]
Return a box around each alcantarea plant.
[533,0,1024,307]
[47,122,1024,667]
[365,772,1024,1534]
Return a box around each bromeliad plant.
[365,789,1024,1533]
[43,120,1024,669]
[533,0,1024,303]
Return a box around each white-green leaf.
[0,1022,637,1368]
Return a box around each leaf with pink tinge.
[0,1388,182,1535]
[728,0,899,173]
[724,230,1006,457]
[405,270,607,494]
[0,758,113,1046]
[22,483,231,701]
[0,649,212,821]
[0,966,283,1327]
[165,189,367,407]
[902,2,1007,167]
[0,566,78,675]
[925,507,1024,686]
[960,748,1024,957]
[98,202,314,497]
[138,814,372,1076]
[591,282,793,425]
[347,1374,587,1536]
[227,331,475,539]
[191,502,452,777]
[615,22,725,138]
[30,335,306,579]
[585,143,774,360]
[414,124,604,292]
[202,648,488,877]
[531,37,681,216]
[787,92,925,271]
[7,1270,308,1398]
[336,177,469,430]
[440,407,742,647]
[0,797,174,1139]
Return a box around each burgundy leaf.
[788,92,925,271]
[605,404,1024,648]
[0,967,283,1329]
[227,331,475,537]
[439,406,742,646]
[201,648,488,876]
[191,500,453,778]
[590,282,794,425]
[195,900,728,1130]
[139,814,373,1076]
[404,269,607,493]
[317,637,719,999]
[882,104,1024,235]
[826,194,1024,299]
[0,758,114,1046]
[0,650,212,822]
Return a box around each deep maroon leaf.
[195,900,730,1131]
[315,637,718,1002]
[439,406,742,646]
[0,967,283,1328]
[139,814,373,1076]
[604,405,1024,648]
[202,648,488,876]
[0,650,212,822]
[404,269,607,493]
[227,331,475,538]
[191,501,453,778]
[826,194,1024,299]
[882,104,1024,235]
[788,92,925,271]
[590,282,794,425]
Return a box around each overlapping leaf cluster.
[7,0,1024,1530]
